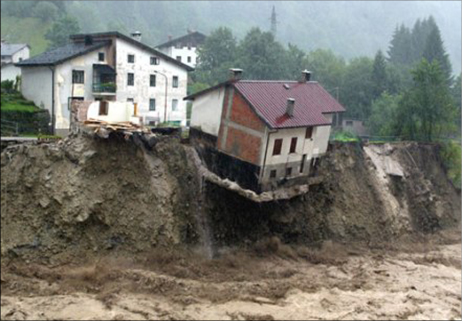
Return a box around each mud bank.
[1,133,460,264]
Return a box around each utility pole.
[154,71,168,124]
[270,6,278,36]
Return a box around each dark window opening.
[172,76,179,88]
[127,73,134,86]
[150,74,156,87]
[176,56,182,62]
[305,127,313,139]
[346,120,353,126]
[99,101,108,116]
[127,54,135,63]
[98,52,105,61]
[300,154,306,173]
[270,170,277,178]
[149,98,156,111]
[272,139,283,156]
[127,98,134,103]
[187,56,191,63]
[290,137,297,153]
[72,70,84,84]
[286,167,292,177]
[150,56,159,65]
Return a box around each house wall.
[12,47,30,63]
[159,45,198,67]
[189,86,225,136]
[342,119,368,137]
[260,113,334,188]
[87,101,139,124]
[21,66,53,112]
[217,89,266,165]
[1,64,21,81]
[115,38,188,125]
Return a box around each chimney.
[84,35,93,46]
[286,98,295,117]
[131,31,142,42]
[301,69,312,82]
[229,68,243,81]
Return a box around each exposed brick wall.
[229,91,265,132]
[224,126,261,164]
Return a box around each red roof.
[233,81,345,129]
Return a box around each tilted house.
[17,31,193,136]
[185,70,345,193]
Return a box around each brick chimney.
[301,70,312,82]
[229,68,243,81]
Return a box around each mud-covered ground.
[1,230,460,320]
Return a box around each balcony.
[93,64,116,95]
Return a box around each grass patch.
[331,130,359,142]
[1,102,39,113]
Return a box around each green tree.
[194,27,238,85]
[304,49,346,92]
[423,22,453,85]
[45,15,80,49]
[32,1,58,22]
[371,50,388,99]
[387,24,413,66]
[235,27,286,80]
[367,92,401,136]
[284,43,306,79]
[2,1,38,18]
[451,74,461,132]
[396,59,456,141]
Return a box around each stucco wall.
[1,64,21,81]
[12,47,30,63]
[159,45,198,67]
[190,87,225,136]
[87,101,137,123]
[115,38,188,125]
[21,66,53,111]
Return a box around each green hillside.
[1,16,50,56]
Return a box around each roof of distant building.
[16,41,109,67]
[1,43,29,56]
[185,80,345,129]
[156,31,206,49]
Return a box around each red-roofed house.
[185,70,345,192]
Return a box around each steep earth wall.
[1,133,460,263]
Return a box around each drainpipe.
[260,129,277,183]
[48,66,55,135]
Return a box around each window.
[150,56,159,65]
[172,99,178,111]
[286,167,292,177]
[149,98,156,111]
[18,57,23,62]
[98,52,105,61]
[176,56,182,62]
[127,54,135,63]
[99,101,108,116]
[127,73,134,86]
[305,127,313,139]
[272,139,283,156]
[172,76,179,88]
[72,70,84,84]
[290,137,297,153]
[187,56,192,63]
[127,98,134,103]
[346,120,353,126]
[150,74,156,87]
[270,170,277,178]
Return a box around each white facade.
[87,101,140,124]
[115,38,188,126]
[1,45,30,81]
[158,45,198,68]
[190,87,226,136]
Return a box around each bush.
[440,140,461,189]
[1,80,15,91]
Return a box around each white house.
[17,31,193,136]
[1,41,30,82]
[185,70,346,193]
[156,30,206,68]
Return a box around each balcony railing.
[92,82,116,93]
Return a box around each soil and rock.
[1,131,461,320]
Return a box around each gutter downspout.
[48,66,55,135]
[260,129,276,185]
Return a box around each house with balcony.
[185,69,345,193]
[17,31,193,135]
